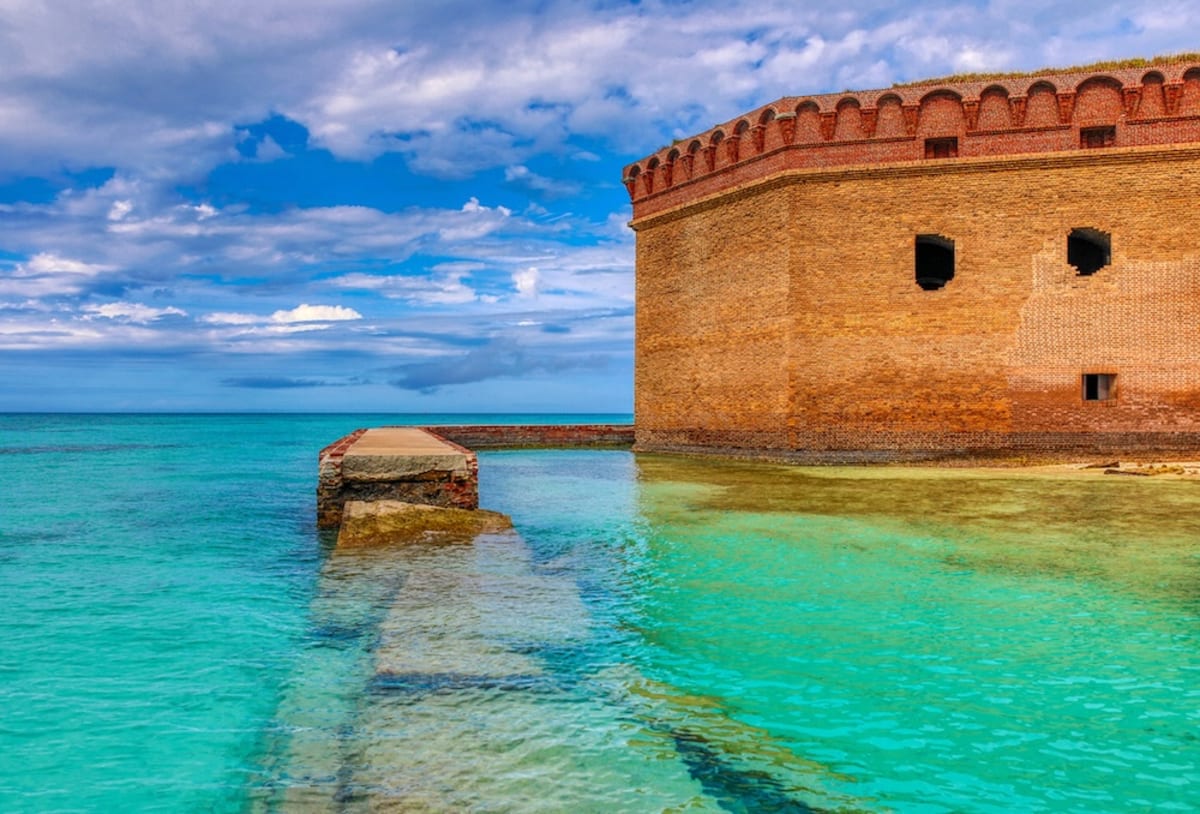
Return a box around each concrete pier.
[317,427,478,528]
[317,424,635,529]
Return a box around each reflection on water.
[257,451,1200,813]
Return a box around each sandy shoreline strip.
[845,458,1200,480]
[1014,460,1200,479]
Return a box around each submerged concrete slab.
[341,427,470,482]
[336,500,512,548]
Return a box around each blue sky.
[0,0,1194,412]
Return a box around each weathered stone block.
[336,500,512,548]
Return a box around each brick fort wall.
[629,61,1200,459]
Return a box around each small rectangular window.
[915,234,955,290]
[925,137,958,159]
[1080,126,1115,149]
[1082,373,1116,401]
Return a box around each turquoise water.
[2,415,1199,812]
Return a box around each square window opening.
[925,137,958,159]
[1082,373,1116,402]
[1068,228,1111,276]
[1080,126,1116,149]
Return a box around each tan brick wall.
[633,148,1200,457]
[636,184,793,450]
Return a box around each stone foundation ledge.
[428,424,634,449]
[634,429,1200,466]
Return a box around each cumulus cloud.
[270,303,362,323]
[251,135,288,162]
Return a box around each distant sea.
[2,413,1198,812]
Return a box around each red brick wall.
[626,63,1200,221]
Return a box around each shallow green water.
[1,415,1198,812]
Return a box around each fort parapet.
[628,59,1200,461]
[626,63,1200,218]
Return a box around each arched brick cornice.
[627,60,1200,206]
[1074,75,1123,124]
[919,88,963,104]
[1076,75,1122,92]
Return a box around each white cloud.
[201,304,362,326]
[513,266,539,297]
[271,303,362,323]
[202,312,261,326]
[82,302,187,323]
[0,0,1196,184]
[332,270,480,305]
[108,200,134,221]
[0,253,115,298]
[504,165,581,197]
[0,3,890,178]
[256,322,336,334]
[24,253,109,276]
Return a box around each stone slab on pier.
[341,427,471,481]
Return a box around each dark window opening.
[1068,228,1111,275]
[925,137,958,159]
[1082,373,1116,402]
[1080,126,1116,149]
[915,234,955,290]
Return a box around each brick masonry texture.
[629,61,1200,461]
